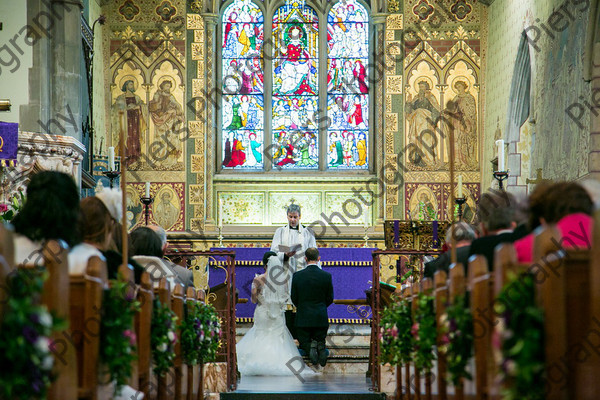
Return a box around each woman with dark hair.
[131,226,181,288]
[514,181,594,263]
[13,171,80,265]
[103,221,145,284]
[69,195,115,275]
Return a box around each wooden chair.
[433,270,449,400]
[136,271,154,398]
[69,256,107,400]
[171,283,185,400]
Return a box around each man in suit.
[424,222,475,278]
[468,190,528,270]
[291,247,334,367]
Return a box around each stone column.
[20,0,83,142]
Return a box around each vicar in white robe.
[270,204,317,274]
[270,204,317,339]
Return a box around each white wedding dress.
[237,256,313,376]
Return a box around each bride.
[237,252,313,376]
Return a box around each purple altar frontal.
[208,247,378,323]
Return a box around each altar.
[208,247,378,323]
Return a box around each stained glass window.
[327,0,369,169]
[221,0,264,169]
[220,0,370,171]
[271,3,319,170]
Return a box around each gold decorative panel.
[219,193,266,225]
[269,193,322,225]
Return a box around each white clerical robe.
[270,224,317,274]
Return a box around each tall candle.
[457,175,463,198]
[145,182,150,198]
[108,147,115,171]
[495,140,505,171]
[218,198,223,228]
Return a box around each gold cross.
[526,168,550,185]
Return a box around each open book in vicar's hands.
[278,243,302,253]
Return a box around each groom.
[291,247,334,367]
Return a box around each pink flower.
[0,204,8,213]
[123,329,137,346]
[390,325,398,338]
[440,334,450,345]
[411,323,419,337]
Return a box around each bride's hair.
[262,251,277,266]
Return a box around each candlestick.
[457,175,463,198]
[493,170,509,191]
[145,182,150,198]
[140,195,154,226]
[218,198,223,228]
[495,140,505,171]
[101,170,120,189]
[218,225,224,247]
[455,196,467,221]
[108,147,115,171]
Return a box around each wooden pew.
[400,285,412,400]
[69,256,107,400]
[171,283,185,400]
[468,255,492,400]
[136,272,154,398]
[20,240,78,400]
[433,270,448,400]
[410,282,421,400]
[0,223,14,269]
[184,286,197,400]
[421,278,434,400]
[196,288,206,400]
[155,278,172,400]
[448,263,466,400]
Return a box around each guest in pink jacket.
[514,181,594,263]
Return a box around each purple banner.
[209,247,377,322]
[0,122,18,164]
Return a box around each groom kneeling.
[291,247,334,367]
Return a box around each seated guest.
[131,226,193,289]
[514,181,593,263]
[468,190,525,270]
[13,171,80,266]
[69,190,119,275]
[103,221,144,284]
[424,222,475,278]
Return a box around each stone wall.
[484,0,595,190]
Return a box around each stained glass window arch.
[219,0,370,171]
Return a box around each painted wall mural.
[101,0,186,231]
[402,0,485,220]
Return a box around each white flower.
[35,337,51,354]
[167,331,175,342]
[41,354,54,370]
[38,311,53,329]
[199,334,204,342]
[158,343,168,352]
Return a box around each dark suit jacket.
[468,232,515,271]
[424,246,471,279]
[291,264,334,328]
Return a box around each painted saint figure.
[149,79,184,165]
[275,25,317,95]
[111,79,148,167]
[445,81,477,169]
[405,81,440,168]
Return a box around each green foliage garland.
[412,292,437,371]
[380,297,413,365]
[180,302,221,365]
[0,190,25,223]
[495,273,545,400]
[0,268,66,400]
[151,298,178,376]
[439,294,474,385]
[99,278,140,393]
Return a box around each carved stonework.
[2,132,85,200]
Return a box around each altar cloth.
[208,247,378,323]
